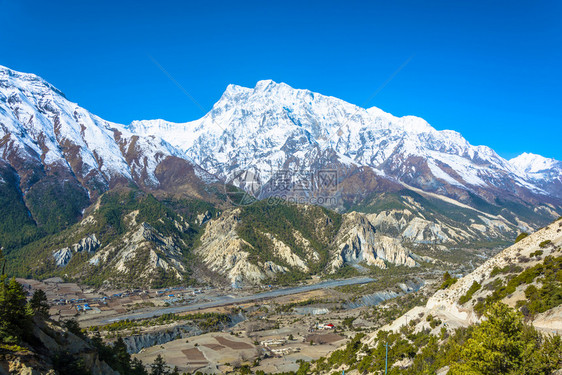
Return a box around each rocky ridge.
[130,79,562,214]
[196,208,417,285]
[369,218,562,342]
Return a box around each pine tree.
[131,357,149,375]
[150,354,169,375]
[451,302,533,374]
[63,318,85,338]
[113,336,132,373]
[0,276,31,343]
[30,289,50,317]
[0,247,5,276]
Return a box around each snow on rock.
[510,152,561,176]
[510,152,562,190]
[2,64,561,213]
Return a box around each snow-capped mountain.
[0,65,219,233]
[1,65,561,240]
[509,153,562,198]
[129,79,562,208]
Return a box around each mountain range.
[130,79,562,205]
[1,65,561,286]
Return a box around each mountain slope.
[0,317,120,375]
[2,65,562,289]
[6,194,419,288]
[5,190,218,288]
[130,79,562,228]
[374,217,562,336]
[129,81,560,198]
[0,65,222,250]
[300,219,562,375]
[194,200,417,286]
[510,152,562,199]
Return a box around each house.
[260,339,286,347]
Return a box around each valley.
[19,272,437,374]
[6,237,492,374]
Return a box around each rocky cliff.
[196,205,418,285]
[330,212,416,270]
[52,234,100,267]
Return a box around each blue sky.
[1,0,561,160]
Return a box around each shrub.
[490,264,523,277]
[515,232,529,243]
[426,314,442,329]
[475,255,561,316]
[439,272,458,290]
[459,281,481,305]
[539,240,552,248]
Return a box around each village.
[15,277,211,324]
[128,289,353,374]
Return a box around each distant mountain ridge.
[130,79,562,205]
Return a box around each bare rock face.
[88,222,187,285]
[195,208,417,285]
[331,212,417,270]
[264,232,310,272]
[52,234,100,266]
[195,210,290,286]
[364,193,526,246]
[52,247,73,268]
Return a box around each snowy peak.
[254,79,277,91]
[0,65,220,223]
[1,64,561,223]
[508,153,562,199]
[132,80,537,198]
[0,64,66,99]
[510,152,562,175]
